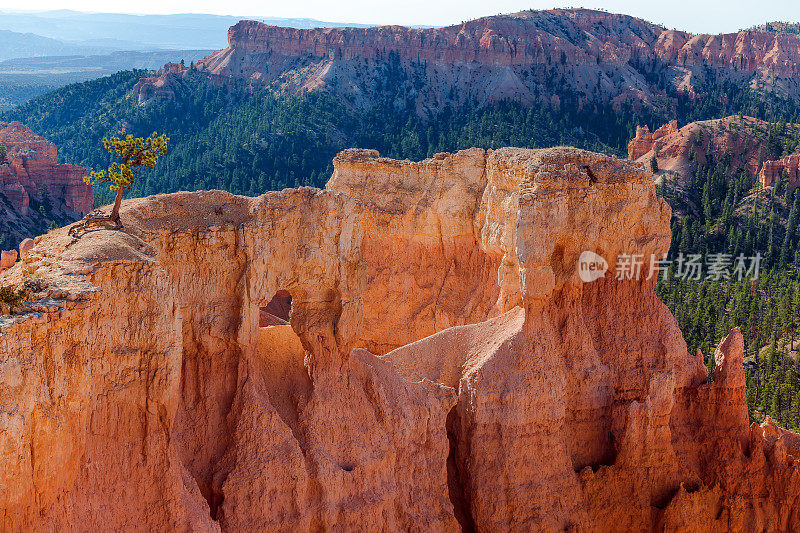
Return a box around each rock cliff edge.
[1,147,798,531]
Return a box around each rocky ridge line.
[136,9,800,113]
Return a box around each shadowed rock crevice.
[260,289,292,326]
[177,325,242,523]
[446,404,476,533]
[571,426,617,474]
[156,233,251,527]
[208,488,225,521]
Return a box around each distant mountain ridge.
[135,8,800,116]
[0,50,213,111]
[0,50,214,74]
[0,9,376,109]
[0,10,373,52]
[0,29,116,61]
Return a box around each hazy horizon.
[0,1,798,35]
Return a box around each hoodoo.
[1,147,798,531]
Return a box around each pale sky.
[0,0,797,34]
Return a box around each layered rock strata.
[137,9,800,113]
[627,120,679,161]
[0,249,17,271]
[1,147,798,531]
[0,121,93,250]
[0,122,92,217]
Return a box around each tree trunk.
[110,186,125,224]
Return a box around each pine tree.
[71,131,168,236]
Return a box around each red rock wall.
[215,15,800,80]
[759,154,800,187]
[627,115,791,181]
[219,11,660,66]
[0,121,92,217]
[627,120,679,160]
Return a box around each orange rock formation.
[759,153,800,188]
[0,249,16,270]
[133,62,190,104]
[0,122,93,251]
[1,147,798,531]
[627,120,679,160]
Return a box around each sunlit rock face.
[759,154,800,188]
[627,115,797,184]
[1,147,798,531]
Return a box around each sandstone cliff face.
[136,9,800,113]
[628,120,680,161]
[0,121,93,250]
[628,116,800,191]
[327,147,517,353]
[1,147,799,531]
[132,62,190,104]
[759,153,800,187]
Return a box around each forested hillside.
[6,58,800,433]
[4,69,628,202]
[8,67,800,201]
[655,131,800,432]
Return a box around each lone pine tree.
[71,131,168,235]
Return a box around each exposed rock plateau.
[1,147,799,531]
[137,9,800,113]
[0,121,93,249]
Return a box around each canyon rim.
[1,146,798,531]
